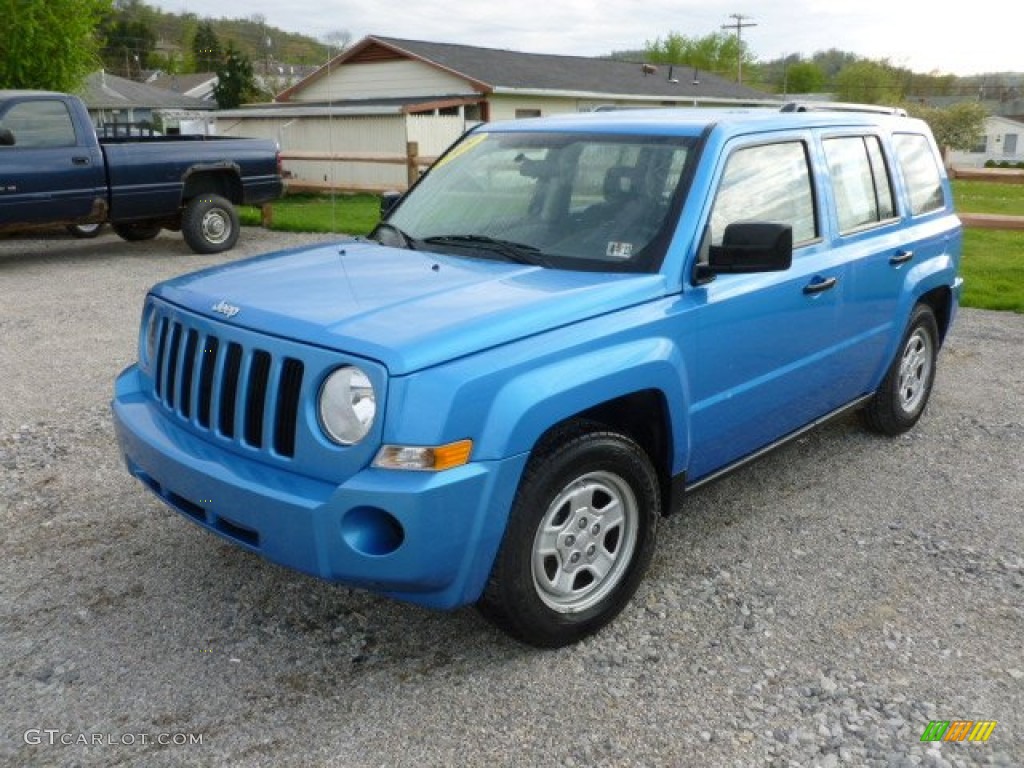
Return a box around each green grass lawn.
[239,193,380,237]
[243,184,1024,313]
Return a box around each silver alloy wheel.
[201,208,231,244]
[897,326,934,414]
[531,470,639,614]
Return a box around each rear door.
[828,130,959,393]
[0,97,106,226]
[686,134,852,480]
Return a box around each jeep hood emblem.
[211,300,240,318]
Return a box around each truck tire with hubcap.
[479,421,659,648]
[182,194,239,254]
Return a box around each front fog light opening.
[318,366,377,445]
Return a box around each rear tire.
[181,194,239,254]
[478,421,659,648]
[113,221,161,242]
[67,222,104,238]
[862,303,939,435]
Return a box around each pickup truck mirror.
[706,222,793,274]
[379,191,403,218]
[0,128,14,146]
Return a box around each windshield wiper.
[422,234,548,266]
[372,221,417,250]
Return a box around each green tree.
[213,43,258,108]
[907,102,988,160]
[834,60,902,104]
[99,10,157,79]
[192,21,222,72]
[644,31,757,82]
[782,60,825,95]
[0,0,111,91]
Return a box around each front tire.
[181,194,239,254]
[862,303,939,435]
[478,422,659,648]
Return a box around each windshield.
[378,130,695,272]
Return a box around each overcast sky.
[148,0,1019,78]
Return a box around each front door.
[0,98,105,227]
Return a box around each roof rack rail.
[780,101,907,117]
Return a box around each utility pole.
[721,13,756,85]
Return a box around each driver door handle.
[803,276,838,295]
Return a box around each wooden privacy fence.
[279,141,439,194]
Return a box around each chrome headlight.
[318,366,376,445]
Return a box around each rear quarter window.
[892,133,945,215]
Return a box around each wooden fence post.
[406,141,420,189]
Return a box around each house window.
[971,134,987,153]
[1004,133,1018,156]
[514,109,542,119]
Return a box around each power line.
[721,13,756,85]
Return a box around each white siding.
[296,60,474,103]
[406,115,465,159]
[217,113,468,190]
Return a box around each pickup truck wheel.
[479,424,659,648]
[862,303,939,435]
[113,222,162,242]
[66,222,104,238]
[182,194,239,254]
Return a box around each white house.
[949,115,1024,168]
[215,35,777,192]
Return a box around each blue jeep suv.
[113,105,962,647]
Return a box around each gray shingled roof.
[77,71,214,110]
[368,36,771,101]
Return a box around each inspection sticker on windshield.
[606,241,633,259]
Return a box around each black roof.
[78,71,214,111]
[282,35,773,104]
[372,36,769,101]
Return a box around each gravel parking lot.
[1,227,1022,768]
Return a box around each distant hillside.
[104,1,332,74]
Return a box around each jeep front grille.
[152,317,304,458]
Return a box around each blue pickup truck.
[112,104,962,647]
[0,91,282,253]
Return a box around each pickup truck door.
[685,136,851,481]
[0,98,106,227]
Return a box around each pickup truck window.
[893,133,945,215]
[709,141,817,247]
[823,135,897,233]
[0,100,77,149]
[384,131,694,272]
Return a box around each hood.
[153,240,667,374]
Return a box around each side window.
[709,141,817,247]
[0,100,78,149]
[823,135,897,233]
[893,133,945,215]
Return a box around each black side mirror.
[0,128,15,146]
[379,191,403,218]
[704,222,793,276]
